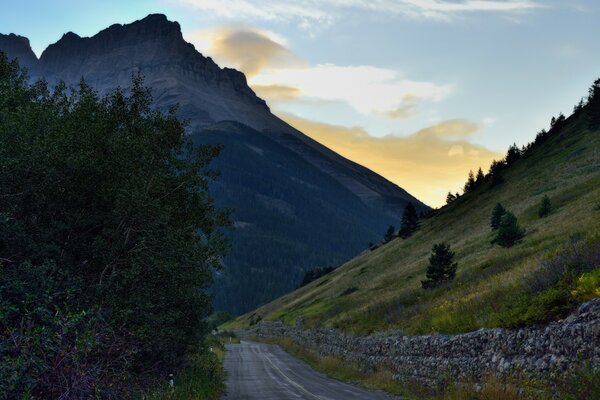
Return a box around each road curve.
[222,341,399,400]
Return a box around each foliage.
[422,243,458,289]
[491,240,600,328]
[571,270,600,302]
[0,54,228,398]
[494,212,525,247]
[298,266,336,287]
[588,78,600,129]
[490,203,506,230]
[206,311,234,331]
[399,202,419,239]
[384,225,395,243]
[446,192,456,204]
[538,195,552,218]
[144,340,225,400]
[464,170,476,192]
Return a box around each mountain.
[0,15,428,314]
[225,101,600,333]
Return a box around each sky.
[2,0,600,206]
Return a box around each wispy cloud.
[176,0,543,27]
[252,64,452,115]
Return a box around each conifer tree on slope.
[399,202,419,239]
[422,243,458,289]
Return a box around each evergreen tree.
[538,195,551,218]
[422,243,458,289]
[464,170,476,192]
[490,203,506,229]
[505,143,521,165]
[446,192,456,204]
[476,168,485,186]
[588,78,600,129]
[494,212,525,247]
[384,225,395,242]
[399,202,419,239]
[489,160,506,187]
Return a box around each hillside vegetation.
[226,86,600,336]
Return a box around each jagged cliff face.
[0,15,429,313]
[0,33,37,73]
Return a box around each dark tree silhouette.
[399,202,419,239]
[490,203,506,230]
[422,243,458,289]
[446,192,456,204]
[494,212,525,247]
[384,225,395,243]
[464,170,476,192]
[505,143,522,165]
[588,78,600,129]
[538,195,552,218]
[476,168,485,186]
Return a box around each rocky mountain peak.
[0,33,38,72]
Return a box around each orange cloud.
[185,27,304,78]
[278,113,501,207]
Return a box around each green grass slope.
[225,108,600,336]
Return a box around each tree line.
[447,77,600,205]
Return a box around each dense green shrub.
[0,54,228,398]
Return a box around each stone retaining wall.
[242,299,600,386]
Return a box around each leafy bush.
[571,270,600,302]
[0,54,228,398]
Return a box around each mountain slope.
[0,15,428,314]
[226,104,600,332]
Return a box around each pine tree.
[422,243,458,289]
[384,225,395,242]
[475,168,485,186]
[538,195,551,218]
[446,192,456,204]
[399,202,419,239]
[464,170,476,192]
[490,203,506,229]
[588,78,600,129]
[494,212,525,247]
[505,143,521,165]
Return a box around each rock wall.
[244,299,600,386]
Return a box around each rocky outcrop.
[0,33,37,73]
[245,299,600,387]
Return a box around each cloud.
[251,84,301,101]
[278,113,501,206]
[252,64,453,115]
[176,0,542,27]
[185,27,304,77]
[186,27,451,117]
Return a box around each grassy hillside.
[224,106,600,336]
